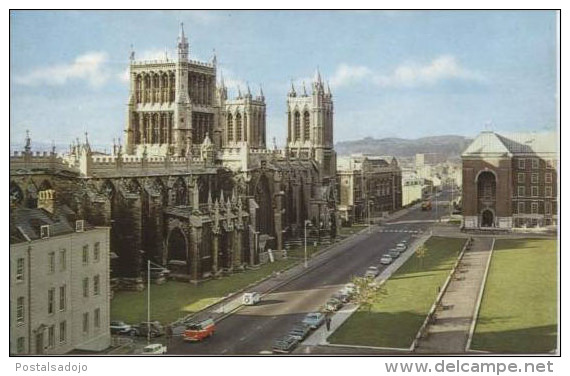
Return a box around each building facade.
[10,24,337,285]
[337,155,402,225]
[10,191,111,355]
[462,131,558,229]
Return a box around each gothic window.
[244,113,248,142]
[303,111,310,141]
[173,178,187,206]
[236,113,242,141]
[294,112,301,141]
[227,114,234,142]
[477,171,496,200]
[136,75,142,103]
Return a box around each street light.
[304,220,312,268]
[146,258,168,344]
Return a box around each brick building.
[462,131,558,229]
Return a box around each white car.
[365,266,380,278]
[142,343,167,354]
[396,242,407,251]
[242,292,261,305]
[380,255,393,265]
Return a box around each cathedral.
[10,24,338,283]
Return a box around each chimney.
[38,189,56,214]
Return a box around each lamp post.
[146,258,167,344]
[304,220,312,268]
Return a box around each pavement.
[414,236,494,353]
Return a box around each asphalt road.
[168,190,454,355]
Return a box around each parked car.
[380,254,393,265]
[131,321,165,338]
[333,290,351,303]
[324,297,343,312]
[142,343,167,354]
[183,318,215,342]
[396,242,407,251]
[110,320,132,335]
[242,292,261,306]
[343,283,357,296]
[421,201,432,211]
[365,266,380,278]
[272,335,299,354]
[302,312,325,329]
[288,323,311,340]
[388,249,400,259]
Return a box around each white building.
[10,190,111,355]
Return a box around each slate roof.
[10,205,85,244]
[462,131,559,157]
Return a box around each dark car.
[272,335,299,354]
[131,321,165,337]
[388,249,400,259]
[325,297,343,312]
[288,323,311,341]
[110,320,132,335]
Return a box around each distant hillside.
[335,135,473,159]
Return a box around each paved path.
[414,237,494,353]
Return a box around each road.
[168,190,453,355]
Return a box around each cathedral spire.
[237,85,242,99]
[177,22,189,61]
[314,67,322,85]
[24,130,31,153]
[246,82,252,98]
[303,81,308,96]
[326,80,332,96]
[212,48,217,66]
[288,80,297,97]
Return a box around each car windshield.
[143,346,158,353]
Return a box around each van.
[242,292,261,306]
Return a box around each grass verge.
[470,238,557,353]
[328,236,465,348]
[111,258,297,324]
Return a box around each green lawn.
[471,238,557,353]
[329,236,465,348]
[111,258,297,324]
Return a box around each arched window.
[136,75,142,103]
[243,113,248,142]
[303,111,310,141]
[227,114,234,142]
[236,113,242,141]
[294,112,301,141]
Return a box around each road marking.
[221,349,228,354]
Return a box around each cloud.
[14,52,110,88]
[327,56,484,90]
[374,55,485,88]
[330,64,372,88]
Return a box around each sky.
[9,10,558,151]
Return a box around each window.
[48,252,55,274]
[236,113,242,141]
[40,225,50,239]
[545,201,552,215]
[294,112,301,141]
[48,325,55,348]
[94,308,100,329]
[94,242,100,262]
[48,288,55,314]
[545,173,552,184]
[518,158,525,169]
[82,245,89,265]
[532,158,539,169]
[83,278,89,298]
[59,249,66,272]
[546,159,554,169]
[531,173,538,184]
[59,285,66,311]
[16,257,24,282]
[531,202,538,214]
[303,111,311,141]
[531,186,539,197]
[17,337,25,354]
[83,313,89,333]
[517,173,525,184]
[227,114,234,142]
[518,186,525,197]
[545,186,552,197]
[59,321,66,343]
[518,202,525,214]
[16,297,24,324]
[93,275,100,296]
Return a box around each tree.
[416,244,428,269]
[350,276,387,313]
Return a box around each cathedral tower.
[286,69,336,179]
